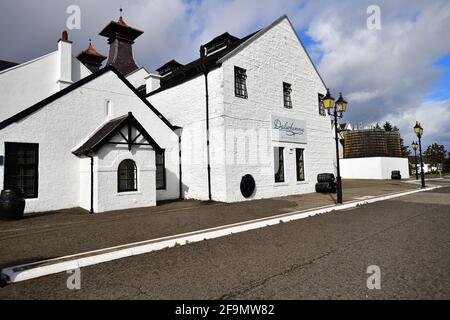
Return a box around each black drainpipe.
[204,71,212,201]
[87,154,94,214]
[178,134,183,200]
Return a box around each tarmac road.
[0,187,449,299]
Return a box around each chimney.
[76,39,107,73]
[57,30,73,89]
[145,74,161,94]
[99,12,143,75]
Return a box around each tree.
[383,121,393,132]
[444,152,450,172]
[424,143,447,170]
[400,138,410,157]
[391,125,410,157]
[383,122,410,157]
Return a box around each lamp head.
[413,121,423,137]
[322,88,335,110]
[336,92,348,113]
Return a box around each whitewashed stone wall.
[0,70,179,213]
[148,68,226,201]
[341,157,409,180]
[0,52,59,122]
[0,45,91,123]
[220,17,334,202]
[148,17,335,203]
[94,144,156,213]
[126,67,149,88]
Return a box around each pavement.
[0,179,419,269]
[0,184,449,299]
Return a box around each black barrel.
[240,174,256,198]
[317,173,335,183]
[391,171,402,180]
[0,189,26,220]
[315,182,336,193]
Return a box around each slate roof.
[155,59,184,76]
[99,16,144,41]
[0,60,18,72]
[73,112,162,156]
[147,15,327,96]
[147,30,260,96]
[0,65,175,131]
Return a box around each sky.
[0,0,449,152]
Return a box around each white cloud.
[299,0,450,149]
[347,90,383,103]
[381,99,450,151]
[1,0,449,149]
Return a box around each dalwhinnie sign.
[271,115,307,144]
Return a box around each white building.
[0,14,335,214]
[336,126,409,180]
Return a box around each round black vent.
[240,174,256,198]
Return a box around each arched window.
[118,160,137,193]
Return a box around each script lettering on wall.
[271,115,307,144]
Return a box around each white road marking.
[1,186,441,284]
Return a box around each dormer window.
[201,32,240,57]
[235,66,248,99]
[156,60,184,77]
[283,82,292,109]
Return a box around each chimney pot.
[62,30,69,41]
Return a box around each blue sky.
[426,54,450,101]
[0,0,449,151]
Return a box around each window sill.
[116,191,142,196]
[296,181,309,185]
[274,182,289,187]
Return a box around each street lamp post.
[411,141,419,180]
[322,89,348,204]
[413,122,426,188]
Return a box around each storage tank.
[343,129,402,159]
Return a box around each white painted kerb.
[1,186,440,284]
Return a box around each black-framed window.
[274,147,285,183]
[118,159,137,193]
[296,149,305,181]
[283,82,293,109]
[318,93,326,116]
[234,66,248,98]
[4,143,39,199]
[156,150,166,190]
